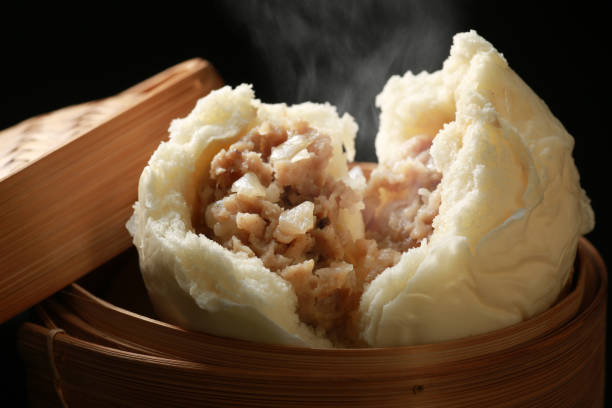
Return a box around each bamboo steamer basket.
[18,238,606,407]
[4,60,606,407]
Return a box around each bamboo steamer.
[18,237,606,407]
[4,59,606,407]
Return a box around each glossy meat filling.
[197,124,440,345]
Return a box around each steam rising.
[224,0,465,161]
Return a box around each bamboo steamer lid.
[0,59,224,324]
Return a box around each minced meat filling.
[196,123,441,345]
[363,134,442,252]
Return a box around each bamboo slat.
[0,59,224,323]
[18,238,607,407]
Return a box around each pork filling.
[196,123,441,345]
[363,134,442,252]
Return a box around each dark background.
[1,1,609,406]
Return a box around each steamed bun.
[360,30,593,346]
[128,84,358,347]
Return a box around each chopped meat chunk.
[236,213,266,238]
[274,201,316,243]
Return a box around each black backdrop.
[1,1,609,406]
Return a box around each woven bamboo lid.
[0,59,224,323]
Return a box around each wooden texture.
[17,238,607,407]
[0,59,224,323]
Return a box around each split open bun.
[128,31,594,348]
